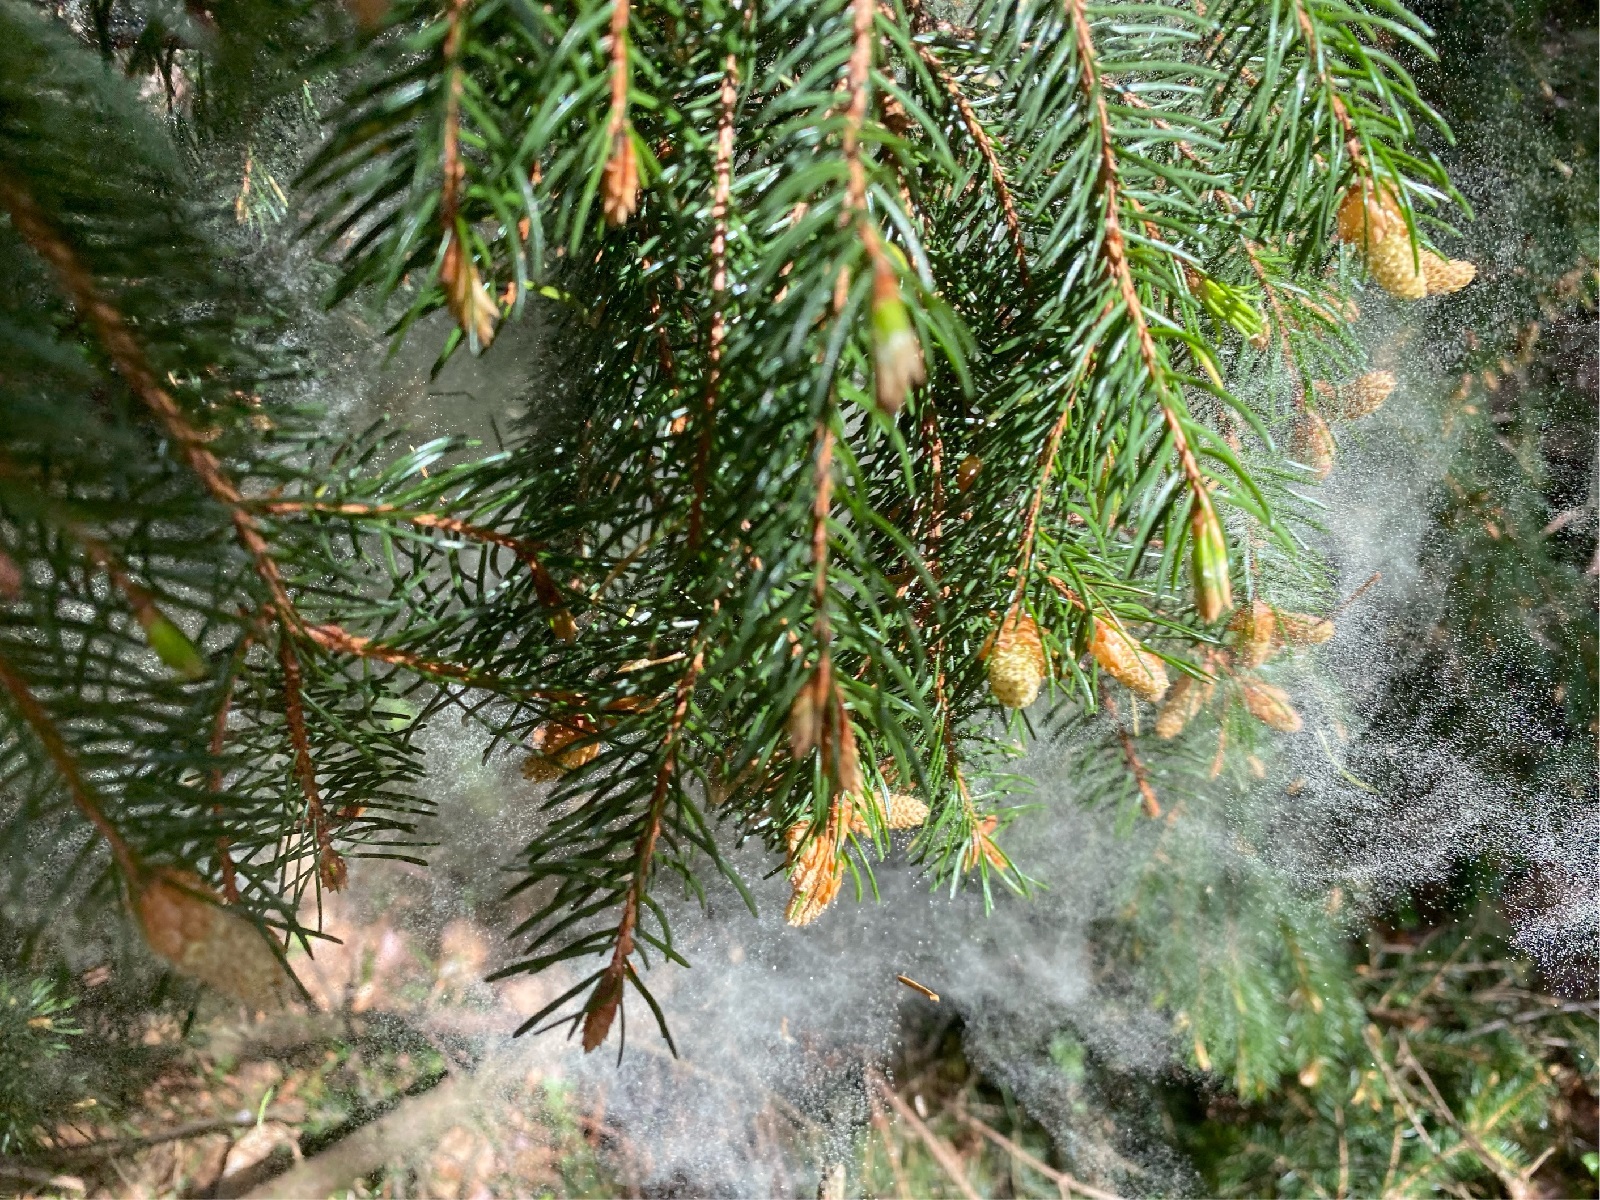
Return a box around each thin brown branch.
[0,173,297,625]
[257,500,566,610]
[867,1070,982,1200]
[690,54,739,550]
[1102,688,1161,819]
[1291,1,1367,173]
[899,22,1029,283]
[299,620,476,683]
[278,636,344,892]
[961,1110,1125,1200]
[581,647,705,1051]
[1395,1036,1538,1200]
[843,0,874,220]
[0,649,137,878]
[1009,391,1076,613]
[1064,2,1216,525]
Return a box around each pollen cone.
[1290,410,1336,480]
[1333,371,1397,420]
[1228,601,1277,670]
[1421,253,1476,296]
[987,610,1046,710]
[1089,616,1168,702]
[1276,611,1335,646]
[1155,674,1213,739]
[1239,679,1303,733]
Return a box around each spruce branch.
[278,635,346,893]
[1065,0,1231,620]
[689,53,739,551]
[580,644,703,1052]
[0,173,297,626]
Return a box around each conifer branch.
[601,0,638,225]
[581,645,703,1052]
[1103,688,1161,819]
[1065,1,1215,525]
[689,54,738,551]
[257,500,566,611]
[210,634,252,904]
[1291,0,1368,174]
[1009,391,1077,614]
[278,635,345,892]
[0,173,298,626]
[900,21,1029,284]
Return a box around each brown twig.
[961,1110,1125,1200]
[278,636,344,892]
[257,500,565,610]
[581,647,705,1051]
[1009,392,1077,614]
[0,175,298,626]
[865,1069,913,1200]
[1064,2,1218,531]
[1102,688,1161,819]
[896,20,1028,283]
[690,54,739,550]
[1291,1,1366,173]
[1395,1035,1539,1200]
[867,1070,981,1200]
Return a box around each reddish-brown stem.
[1291,1,1367,172]
[0,174,298,625]
[0,650,138,878]
[1009,394,1076,615]
[257,500,565,610]
[582,647,704,1051]
[1066,0,1217,528]
[689,55,739,550]
[811,421,836,638]
[1102,687,1161,819]
[900,23,1029,284]
[277,636,342,891]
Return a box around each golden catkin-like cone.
[987,610,1046,710]
[1366,230,1429,300]
[1276,611,1335,646]
[1089,616,1169,702]
[1334,371,1398,420]
[1155,674,1214,739]
[883,791,930,831]
[1336,182,1405,247]
[602,132,639,226]
[1290,410,1337,480]
[1239,679,1304,733]
[1421,253,1477,295]
[135,871,294,1009]
[785,825,844,927]
[1228,601,1278,670]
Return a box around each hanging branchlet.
[690,53,739,549]
[581,647,704,1051]
[438,0,497,349]
[278,636,346,893]
[602,0,639,225]
[1067,0,1232,623]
